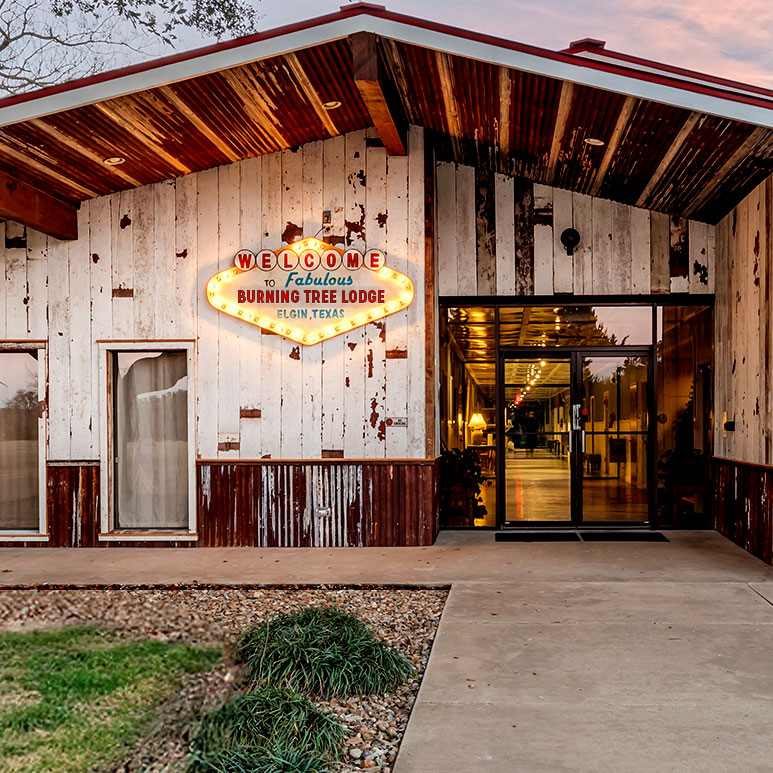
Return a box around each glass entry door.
[500,350,651,526]
[579,354,650,523]
[502,356,573,523]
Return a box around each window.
[0,347,46,536]
[100,343,195,537]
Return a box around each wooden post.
[352,32,407,156]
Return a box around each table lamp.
[469,413,487,445]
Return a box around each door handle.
[572,404,582,430]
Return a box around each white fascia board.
[567,50,768,102]
[373,17,773,128]
[1,12,772,130]
[0,16,367,127]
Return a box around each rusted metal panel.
[47,464,99,547]
[554,85,628,194]
[8,460,437,548]
[196,460,438,547]
[644,116,757,213]
[599,100,689,205]
[713,458,773,566]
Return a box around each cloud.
[152,0,773,90]
[249,0,773,88]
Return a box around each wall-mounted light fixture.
[560,228,581,256]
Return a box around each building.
[0,3,770,564]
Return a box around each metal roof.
[2,2,772,225]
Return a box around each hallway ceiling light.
[104,156,126,165]
[584,137,605,146]
[322,100,342,109]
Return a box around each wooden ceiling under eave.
[2,31,773,228]
[0,38,373,207]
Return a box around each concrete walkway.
[2,531,773,771]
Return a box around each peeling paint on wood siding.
[475,164,497,295]
[0,128,428,468]
[714,173,773,468]
[436,161,715,297]
[513,178,534,295]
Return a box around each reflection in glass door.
[579,354,650,523]
[502,357,572,523]
[501,350,652,526]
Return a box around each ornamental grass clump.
[189,744,329,773]
[187,687,342,772]
[236,606,415,699]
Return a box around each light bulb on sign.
[208,238,415,345]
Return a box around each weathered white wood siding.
[714,174,772,465]
[436,162,715,296]
[0,128,427,462]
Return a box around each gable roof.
[2,1,772,233]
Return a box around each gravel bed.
[0,586,448,772]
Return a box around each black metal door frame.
[497,346,654,528]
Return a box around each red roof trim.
[561,42,773,100]
[1,2,772,115]
[0,6,359,110]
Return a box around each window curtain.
[115,351,188,529]
[0,352,39,529]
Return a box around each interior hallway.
[479,450,649,524]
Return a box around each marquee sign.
[206,237,414,345]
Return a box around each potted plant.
[439,447,488,527]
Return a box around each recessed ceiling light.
[104,156,126,166]
[322,100,342,110]
[584,137,605,147]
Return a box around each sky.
[169,0,773,88]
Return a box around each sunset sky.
[174,0,773,88]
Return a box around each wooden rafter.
[93,102,192,176]
[219,67,289,152]
[352,32,407,155]
[546,81,574,183]
[284,53,340,137]
[590,96,637,196]
[159,86,243,163]
[0,170,78,240]
[636,112,699,207]
[683,126,769,218]
[29,119,144,187]
[498,68,512,160]
[0,137,97,198]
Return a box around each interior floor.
[477,451,648,526]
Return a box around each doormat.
[495,531,582,542]
[579,531,668,542]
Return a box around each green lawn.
[0,627,221,773]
